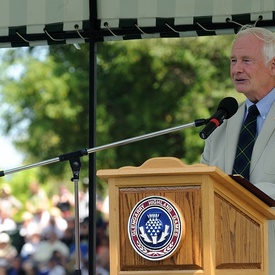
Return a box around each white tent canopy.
[98,0,275,40]
[0,0,90,48]
[1,0,275,48]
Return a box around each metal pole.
[89,0,98,273]
[0,119,205,177]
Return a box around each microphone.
[199,97,238,139]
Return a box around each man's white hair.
[235,25,275,64]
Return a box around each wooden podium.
[97,157,275,275]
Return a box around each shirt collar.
[246,88,275,119]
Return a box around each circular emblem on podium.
[128,195,184,261]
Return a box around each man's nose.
[231,61,244,73]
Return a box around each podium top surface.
[97,157,275,219]
[97,157,217,177]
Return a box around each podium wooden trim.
[97,157,275,275]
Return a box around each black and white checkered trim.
[97,12,275,42]
[1,12,275,47]
[0,21,90,48]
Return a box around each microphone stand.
[0,118,206,275]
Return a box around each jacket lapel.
[250,102,275,172]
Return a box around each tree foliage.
[95,36,238,169]
[0,35,240,188]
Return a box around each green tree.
[0,35,238,187]
[0,46,90,181]
[96,36,237,168]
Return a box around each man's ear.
[270,57,275,75]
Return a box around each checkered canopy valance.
[1,0,275,47]
[97,0,275,41]
[0,0,90,48]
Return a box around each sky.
[0,136,24,171]
[0,49,25,172]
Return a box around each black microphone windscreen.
[217,97,238,119]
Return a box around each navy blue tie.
[232,105,259,180]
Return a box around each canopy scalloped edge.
[0,12,275,48]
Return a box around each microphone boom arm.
[0,118,206,177]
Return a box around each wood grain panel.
[119,186,203,271]
[215,193,262,269]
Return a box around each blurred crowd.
[0,181,109,275]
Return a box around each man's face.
[230,33,275,102]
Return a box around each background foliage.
[0,35,245,205]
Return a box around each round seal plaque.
[127,195,185,261]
